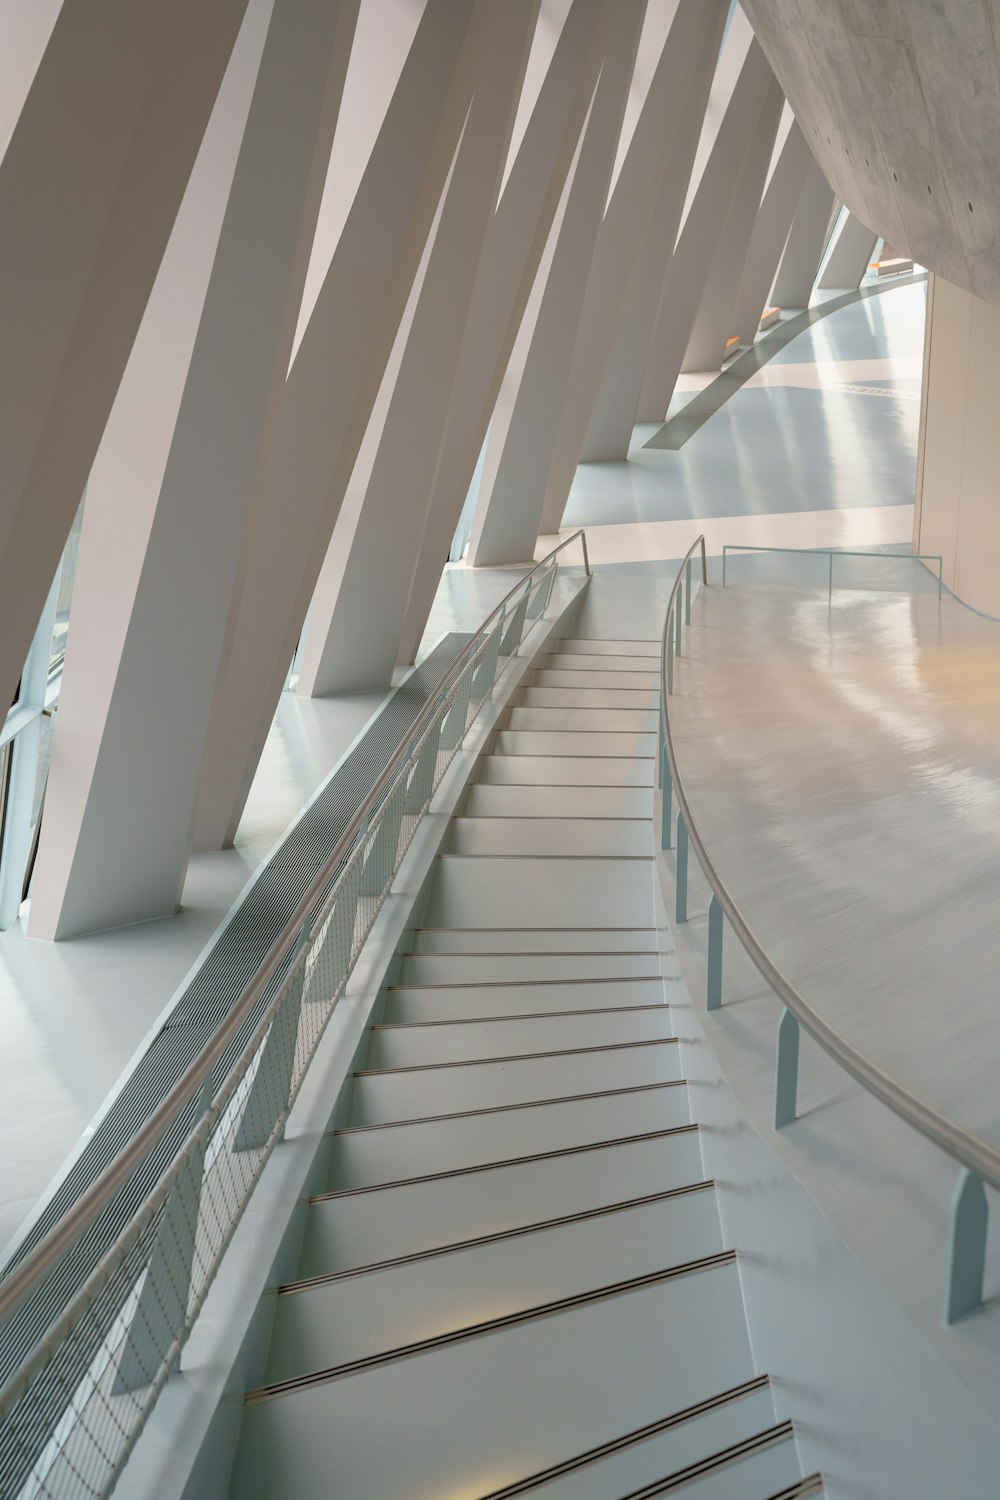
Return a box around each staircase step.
[383,977,672,1023]
[627,1429,805,1498]
[326,1080,695,1190]
[346,1039,683,1125]
[395,951,662,986]
[268,1192,725,1384]
[230,1263,757,1500]
[541,653,664,675]
[520,687,660,709]
[366,1006,672,1069]
[447,817,653,857]
[556,638,660,657]
[421,856,655,929]
[462,783,654,818]
[508,706,659,732]
[305,1128,704,1272]
[407,928,662,955]
[476,1380,779,1498]
[476,753,654,786]
[495,730,657,759]
[532,669,660,691]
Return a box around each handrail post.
[666,612,674,694]
[661,759,672,851]
[700,535,707,585]
[675,813,688,923]
[685,559,692,625]
[828,551,834,603]
[675,578,683,656]
[722,547,727,588]
[944,1169,988,1324]
[656,714,664,789]
[774,1007,800,1128]
[581,531,590,576]
[707,895,723,1009]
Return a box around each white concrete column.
[913,274,1000,615]
[31,0,330,938]
[579,1,725,461]
[0,0,251,725]
[680,73,783,373]
[294,1,540,698]
[730,115,813,344]
[393,0,611,670]
[638,19,777,419]
[190,0,487,852]
[467,0,645,568]
[537,0,729,535]
[817,209,879,289]
[771,159,835,308]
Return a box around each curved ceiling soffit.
[740,0,1000,307]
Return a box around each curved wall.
[741,0,1000,308]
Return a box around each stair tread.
[476,752,655,786]
[463,783,654,817]
[408,928,662,954]
[267,1193,724,1384]
[448,816,653,856]
[327,1083,694,1190]
[233,1267,757,1500]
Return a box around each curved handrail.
[659,537,1000,1195]
[0,529,589,1329]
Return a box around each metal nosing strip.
[386,975,668,990]
[245,1251,736,1402]
[398,950,675,959]
[354,1037,677,1076]
[374,1003,670,1028]
[312,1123,699,1200]
[410,926,661,933]
[471,1375,771,1499]
[332,1078,689,1134]
[440,858,656,870]
[474,783,655,790]
[616,1423,795,1499]
[282,1180,715,1291]
[764,1480,824,1500]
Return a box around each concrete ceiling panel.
[742,0,1000,308]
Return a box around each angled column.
[580,1,726,460]
[771,159,836,307]
[29,0,359,939]
[538,0,729,535]
[638,15,778,418]
[0,0,251,723]
[393,0,611,670]
[295,0,540,698]
[817,209,879,289]
[467,0,645,568]
[730,115,813,343]
[190,0,487,852]
[680,73,783,372]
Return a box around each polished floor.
[664,571,1000,1412]
[546,279,925,568]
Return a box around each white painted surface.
[914,273,1000,617]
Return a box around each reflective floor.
[551,279,926,565]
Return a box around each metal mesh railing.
[0,533,588,1499]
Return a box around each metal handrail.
[659,538,1000,1318]
[0,529,589,1330]
[721,542,944,600]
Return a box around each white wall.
[914,273,1000,617]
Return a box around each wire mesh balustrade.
[0,532,588,1500]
